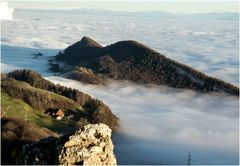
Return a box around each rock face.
[59,123,117,166]
[20,124,117,165]
[52,36,239,96]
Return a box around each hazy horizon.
[6,1,239,13]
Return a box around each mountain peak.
[54,37,239,96]
[78,36,103,48]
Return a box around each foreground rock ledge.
[21,123,117,165]
[59,123,117,166]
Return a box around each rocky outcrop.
[20,123,117,165]
[52,36,239,96]
[59,123,117,165]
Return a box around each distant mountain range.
[50,36,239,96]
[17,8,238,20]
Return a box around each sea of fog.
[1,9,239,164]
[2,9,239,84]
[46,77,239,165]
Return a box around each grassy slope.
[12,79,91,119]
[7,79,81,110]
[1,92,77,133]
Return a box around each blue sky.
[7,1,239,13]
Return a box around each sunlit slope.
[1,70,118,131]
[1,92,75,133]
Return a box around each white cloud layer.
[46,76,239,164]
[1,10,238,84]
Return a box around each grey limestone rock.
[58,123,117,165]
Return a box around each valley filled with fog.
[47,77,238,164]
[1,9,239,164]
